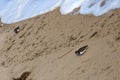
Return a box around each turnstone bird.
[14,26,20,34]
[75,45,88,56]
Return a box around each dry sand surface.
[0,9,120,80]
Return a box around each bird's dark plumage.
[12,72,31,80]
[14,26,20,34]
[75,45,88,56]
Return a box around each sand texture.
[0,9,120,80]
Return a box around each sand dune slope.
[0,9,120,80]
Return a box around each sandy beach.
[0,9,120,80]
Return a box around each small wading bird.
[75,45,88,56]
[14,26,20,34]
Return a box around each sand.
[0,9,120,80]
